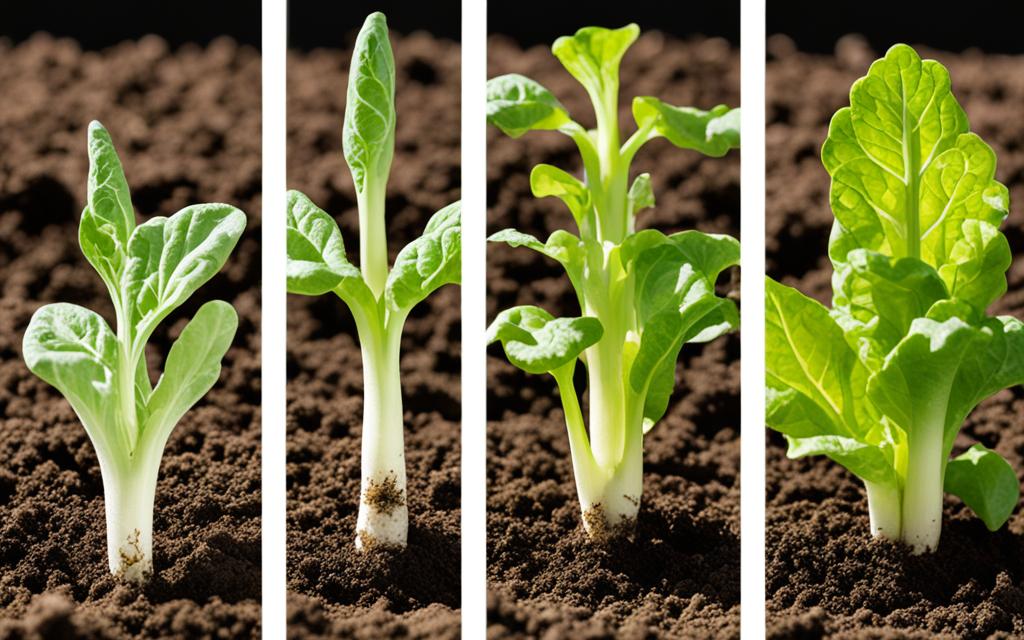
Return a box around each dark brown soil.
[285,33,462,639]
[0,35,262,638]
[486,33,740,638]
[767,34,1024,639]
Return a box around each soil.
[0,35,262,638]
[486,34,741,638]
[767,34,1024,638]
[285,33,462,639]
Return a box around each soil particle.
[285,32,462,638]
[487,33,740,638]
[767,33,1024,638]
[0,35,262,638]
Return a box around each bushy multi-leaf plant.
[486,24,740,540]
[285,12,461,550]
[767,44,1024,553]
[23,121,246,582]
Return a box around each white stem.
[864,480,902,541]
[355,318,407,550]
[99,456,158,583]
[901,421,944,554]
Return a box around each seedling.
[486,24,740,540]
[766,44,1024,553]
[23,121,246,582]
[285,12,461,550]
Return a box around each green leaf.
[486,74,572,138]
[822,45,1007,270]
[867,316,979,447]
[667,230,740,284]
[342,11,396,195]
[786,434,898,488]
[124,203,246,342]
[633,99,740,157]
[80,121,136,293]
[552,24,639,100]
[529,164,591,227]
[285,190,373,308]
[944,444,1020,531]
[628,173,654,216]
[939,219,1011,312]
[22,303,122,454]
[766,277,868,437]
[488,228,585,297]
[487,306,602,375]
[831,250,949,370]
[143,301,237,440]
[385,201,461,313]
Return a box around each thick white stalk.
[98,454,158,583]
[864,480,902,541]
[901,413,945,554]
[355,317,408,550]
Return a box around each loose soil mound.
[285,33,462,639]
[0,35,262,638]
[767,34,1024,639]
[486,33,741,639]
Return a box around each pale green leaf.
[486,74,572,138]
[628,173,654,216]
[530,164,591,227]
[487,306,602,375]
[385,201,461,313]
[552,24,639,100]
[80,121,136,293]
[633,99,740,157]
[945,444,1020,531]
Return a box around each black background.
[770,0,1024,53]
[288,0,460,49]
[488,2,739,44]
[0,0,260,48]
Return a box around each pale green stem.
[864,480,902,541]
[901,416,945,554]
[357,181,389,300]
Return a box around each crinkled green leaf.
[823,44,1007,272]
[143,301,237,440]
[831,250,948,370]
[786,434,899,488]
[486,74,572,138]
[487,306,602,375]
[488,228,584,298]
[628,173,654,216]
[385,201,461,313]
[285,190,373,309]
[80,121,136,293]
[124,203,246,342]
[23,303,122,454]
[552,24,639,100]
[945,444,1020,531]
[667,230,740,284]
[342,12,396,195]
[939,219,1011,312]
[633,99,740,157]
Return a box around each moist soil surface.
[487,34,741,638]
[285,33,462,639]
[0,35,262,638]
[767,35,1024,639]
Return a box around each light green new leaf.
[342,12,396,195]
[939,219,1011,312]
[143,300,237,442]
[668,230,740,284]
[530,164,592,227]
[552,24,639,100]
[385,201,461,313]
[81,121,136,293]
[285,190,373,309]
[124,203,246,342]
[633,99,741,158]
[488,228,585,297]
[486,74,572,138]
[487,306,602,375]
[944,444,1020,531]
[23,303,122,454]
[628,173,654,216]
[822,44,1008,270]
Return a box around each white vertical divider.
[461,0,488,636]
[261,0,287,635]
[740,0,767,637]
